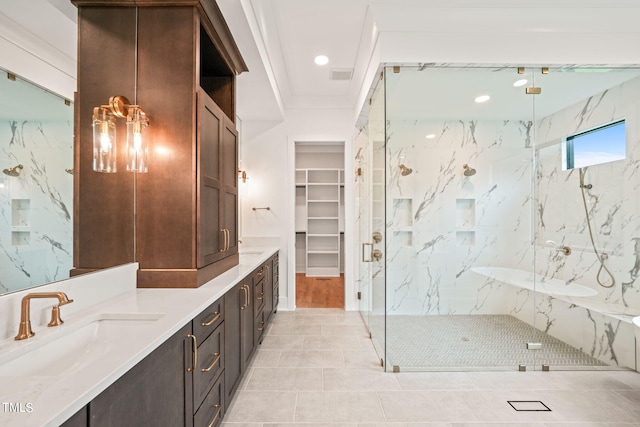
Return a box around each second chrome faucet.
[15,292,74,340]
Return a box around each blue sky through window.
[566,120,626,169]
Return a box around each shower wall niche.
[0,119,73,293]
[384,115,532,316]
[358,65,640,372]
[455,198,475,246]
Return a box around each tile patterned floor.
[384,315,606,369]
[223,308,640,427]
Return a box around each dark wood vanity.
[71,0,247,288]
[61,251,279,427]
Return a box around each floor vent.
[508,401,551,412]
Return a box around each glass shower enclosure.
[356,65,640,372]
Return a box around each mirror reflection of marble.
[0,69,73,294]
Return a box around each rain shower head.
[399,164,413,176]
[463,164,476,177]
[2,164,23,177]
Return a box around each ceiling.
[219,0,640,123]
[3,0,640,124]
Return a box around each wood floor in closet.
[295,273,344,308]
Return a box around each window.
[564,119,626,170]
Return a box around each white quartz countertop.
[0,248,278,427]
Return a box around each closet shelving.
[295,168,344,276]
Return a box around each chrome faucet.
[15,292,74,340]
[545,240,572,256]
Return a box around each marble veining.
[0,119,72,293]
[359,68,640,370]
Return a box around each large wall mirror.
[0,67,134,295]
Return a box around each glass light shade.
[92,110,117,173]
[126,109,149,173]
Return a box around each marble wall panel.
[0,119,73,293]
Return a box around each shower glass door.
[382,66,538,371]
[359,64,640,371]
[357,73,387,365]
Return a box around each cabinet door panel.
[223,282,242,409]
[241,282,254,370]
[198,92,225,268]
[89,323,192,427]
[220,118,238,257]
[200,183,221,266]
[60,406,87,427]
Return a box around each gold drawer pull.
[257,269,263,276]
[257,321,265,332]
[201,352,221,373]
[187,334,198,372]
[206,404,221,427]
[201,311,220,327]
[257,292,264,301]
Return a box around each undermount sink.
[0,312,164,377]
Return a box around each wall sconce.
[92,95,149,173]
[238,169,248,183]
[238,169,249,198]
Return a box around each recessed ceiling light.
[513,79,528,87]
[474,95,491,103]
[314,55,329,66]
[425,134,436,139]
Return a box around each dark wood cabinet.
[89,323,192,427]
[264,261,273,323]
[61,252,279,427]
[190,298,225,427]
[223,281,243,410]
[241,279,255,371]
[224,278,254,410]
[271,253,280,313]
[60,406,87,427]
[72,0,247,288]
[198,92,238,269]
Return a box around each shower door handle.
[362,243,373,262]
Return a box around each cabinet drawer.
[194,374,224,427]
[254,278,265,317]
[254,309,265,347]
[252,265,265,284]
[194,324,224,409]
[193,297,224,342]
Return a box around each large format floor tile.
[222,308,640,426]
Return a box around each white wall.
[0,2,76,99]
[239,108,358,310]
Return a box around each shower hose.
[579,168,615,288]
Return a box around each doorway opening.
[294,141,345,308]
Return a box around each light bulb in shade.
[513,79,528,87]
[92,108,117,173]
[100,132,112,153]
[314,55,329,66]
[474,94,491,103]
[126,108,149,173]
[425,134,436,139]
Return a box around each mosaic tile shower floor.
[380,315,607,369]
